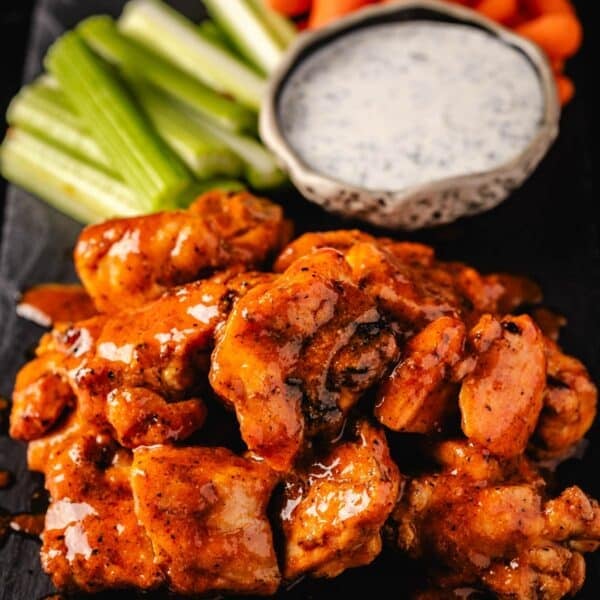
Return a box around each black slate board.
[1,1,599,598]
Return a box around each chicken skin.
[11,270,274,447]
[532,338,597,459]
[38,420,163,593]
[459,314,547,458]
[273,230,435,273]
[131,445,281,596]
[75,190,291,313]
[280,421,401,580]
[275,231,542,327]
[375,316,466,433]
[30,415,281,595]
[390,440,600,599]
[210,248,399,471]
[9,215,600,599]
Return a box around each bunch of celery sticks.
[0,0,297,223]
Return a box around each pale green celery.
[204,0,284,74]
[6,82,112,171]
[128,80,244,179]
[78,16,255,133]
[0,128,140,223]
[46,31,191,211]
[245,0,297,49]
[197,21,237,55]
[188,113,287,189]
[118,0,266,110]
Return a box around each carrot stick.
[522,0,574,18]
[268,0,312,17]
[555,73,574,105]
[475,0,519,23]
[308,0,378,29]
[515,12,582,58]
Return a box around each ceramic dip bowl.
[260,0,560,230]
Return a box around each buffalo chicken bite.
[389,440,600,599]
[131,445,281,595]
[459,314,547,458]
[210,248,398,471]
[375,315,466,433]
[280,420,401,579]
[8,212,600,598]
[75,190,291,313]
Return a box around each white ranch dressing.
[278,21,544,191]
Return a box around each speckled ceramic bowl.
[260,0,560,230]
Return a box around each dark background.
[0,1,598,598]
[0,1,35,222]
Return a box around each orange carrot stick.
[475,0,519,23]
[308,0,378,29]
[522,0,574,18]
[268,0,312,17]
[555,73,574,105]
[515,12,582,58]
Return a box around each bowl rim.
[259,0,560,200]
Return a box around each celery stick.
[197,21,237,55]
[188,114,286,189]
[193,178,245,194]
[0,129,140,223]
[78,16,255,133]
[246,0,297,49]
[7,82,112,171]
[128,80,244,179]
[204,0,284,74]
[119,0,266,110]
[46,31,191,211]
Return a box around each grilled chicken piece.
[10,352,75,440]
[344,242,467,328]
[390,440,600,599]
[75,190,291,313]
[39,421,163,593]
[375,316,466,433]
[273,230,378,272]
[9,316,106,441]
[106,387,206,448]
[459,314,546,457]
[131,445,280,596]
[276,232,543,328]
[280,421,401,580]
[273,230,435,273]
[210,249,398,471]
[11,270,273,447]
[532,338,597,459]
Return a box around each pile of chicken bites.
[10,191,599,598]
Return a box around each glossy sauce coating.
[391,440,600,598]
[210,248,398,471]
[75,190,291,313]
[16,284,97,327]
[281,421,401,579]
[8,211,600,598]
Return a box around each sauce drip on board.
[0,470,13,489]
[17,284,97,328]
[0,509,45,547]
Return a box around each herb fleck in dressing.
[279,21,544,191]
